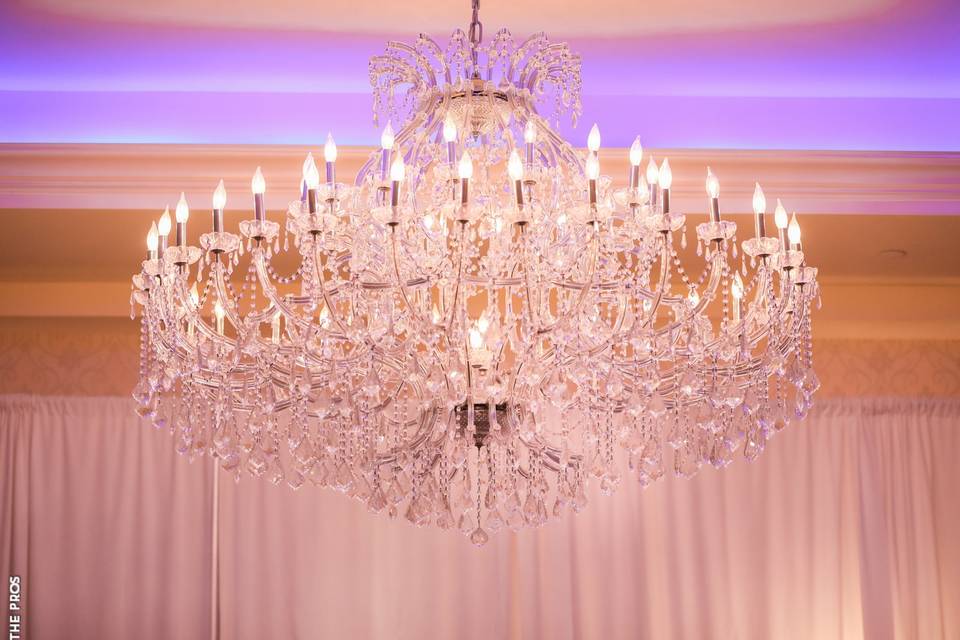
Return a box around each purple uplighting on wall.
[1,0,959,150]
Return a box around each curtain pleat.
[1,396,958,639]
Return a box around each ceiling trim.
[1,144,959,215]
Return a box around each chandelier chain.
[468,0,483,47]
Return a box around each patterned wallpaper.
[0,318,957,398]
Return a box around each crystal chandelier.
[131,0,820,545]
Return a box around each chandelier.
[131,1,820,545]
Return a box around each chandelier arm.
[507,32,548,83]
[534,222,600,336]
[445,221,469,333]
[311,238,353,337]
[417,35,451,85]
[210,259,251,339]
[517,224,541,333]
[635,234,672,333]
[171,276,233,351]
[649,250,725,339]
[388,226,442,344]
[251,250,347,341]
[386,42,438,89]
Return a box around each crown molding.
[1,143,958,215]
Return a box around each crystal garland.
[131,22,820,545]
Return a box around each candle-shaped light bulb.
[173,193,189,246]
[629,136,643,166]
[213,179,227,210]
[380,122,395,150]
[774,199,788,229]
[705,167,720,222]
[303,154,320,190]
[587,123,601,153]
[443,115,457,143]
[659,158,673,213]
[468,326,484,350]
[477,312,490,334]
[323,134,337,186]
[585,154,600,180]
[458,151,474,180]
[303,153,321,213]
[731,272,744,322]
[508,150,524,181]
[390,155,405,182]
[788,213,801,247]
[323,133,337,163]
[158,207,172,237]
[752,182,767,237]
[752,183,766,216]
[705,167,720,199]
[251,167,266,194]
[157,207,173,258]
[389,154,404,209]
[774,198,788,254]
[658,159,673,190]
[175,192,189,224]
[213,300,225,335]
[523,119,537,166]
[251,166,266,221]
[627,136,644,190]
[731,273,744,300]
[379,123,395,184]
[147,222,159,254]
[646,156,659,185]
[524,120,537,144]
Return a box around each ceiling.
[2,0,959,149]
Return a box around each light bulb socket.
[629,165,640,190]
[158,235,168,257]
[254,193,265,222]
[662,188,671,214]
[176,222,186,247]
[710,197,720,223]
[325,161,335,186]
[308,188,319,214]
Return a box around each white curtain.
[2,396,958,639]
